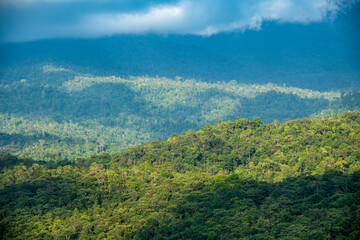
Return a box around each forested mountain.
[1,63,360,160]
[1,1,359,239]
[1,111,360,239]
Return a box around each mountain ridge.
[1,111,360,239]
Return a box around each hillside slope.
[1,65,359,160]
[1,111,360,239]
[118,110,360,180]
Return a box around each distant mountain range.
[1,4,359,91]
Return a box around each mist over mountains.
[1,3,359,91]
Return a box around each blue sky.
[0,0,358,42]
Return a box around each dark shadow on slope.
[142,171,360,240]
[0,82,152,120]
[187,89,331,124]
[237,91,330,123]
[0,158,359,240]
[0,81,336,151]
[0,132,83,147]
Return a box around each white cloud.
[72,0,354,37]
[80,4,186,36]
[0,0,358,42]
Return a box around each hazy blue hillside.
[1,4,359,91]
[1,62,359,160]
[2,67,351,160]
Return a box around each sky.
[0,0,359,42]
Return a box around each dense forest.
[1,111,360,239]
[1,64,360,160]
[1,2,359,239]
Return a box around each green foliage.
[1,112,360,239]
[313,89,360,118]
[0,154,359,239]
[119,111,360,179]
[2,65,356,161]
